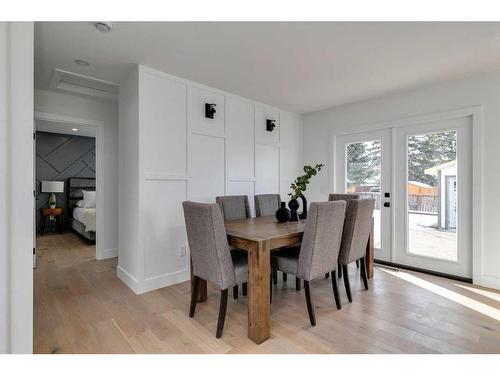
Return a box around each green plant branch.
[289,163,324,200]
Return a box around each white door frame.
[34,111,106,260]
[330,106,483,284]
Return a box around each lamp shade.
[41,181,64,193]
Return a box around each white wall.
[118,65,303,294]
[34,89,119,260]
[0,22,34,354]
[303,71,500,290]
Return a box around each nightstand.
[40,208,64,235]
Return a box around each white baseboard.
[116,266,189,295]
[477,274,500,291]
[116,265,142,294]
[96,247,118,260]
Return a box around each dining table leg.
[247,239,271,344]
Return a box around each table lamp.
[41,181,64,208]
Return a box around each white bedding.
[73,207,96,232]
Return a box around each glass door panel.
[407,131,457,261]
[345,140,382,249]
[335,129,392,262]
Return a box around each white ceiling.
[35,22,500,114]
[36,119,96,137]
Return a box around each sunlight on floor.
[453,283,500,303]
[380,268,500,322]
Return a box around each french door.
[393,116,472,278]
[335,129,392,262]
[335,116,472,278]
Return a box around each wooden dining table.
[191,215,374,345]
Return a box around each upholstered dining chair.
[328,193,361,277]
[270,201,346,326]
[254,194,281,217]
[337,198,375,303]
[183,201,248,338]
[216,195,251,298]
[254,194,290,285]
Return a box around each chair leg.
[189,276,200,317]
[295,277,302,291]
[325,273,330,279]
[331,271,341,310]
[338,263,343,279]
[356,259,360,269]
[242,282,247,296]
[233,285,239,299]
[303,281,316,326]
[282,272,287,282]
[273,269,278,285]
[342,265,352,303]
[360,257,369,290]
[216,289,229,338]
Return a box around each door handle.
[384,202,390,208]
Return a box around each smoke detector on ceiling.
[93,22,112,33]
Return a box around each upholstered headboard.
[67,177,96,212]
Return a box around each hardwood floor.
[34,232,500,354]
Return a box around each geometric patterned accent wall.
[35,131,95,233]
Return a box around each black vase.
[275,202,291,223]
[288,198,300,222]
[298,194,307,220]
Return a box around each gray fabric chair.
[216,195,251,298]
[216,195,251,221]
[270,201,346,326]
[183,201,248,338]
[254,194,281,217]
[328,193,360,202]
[337,198,375,302]
[328,193,361,277]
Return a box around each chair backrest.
[254,194,281,217]
[328,193,360,202]
[216,195,251,221]
[182,201,236,289]
[297,201,346,281]
[338,198,375,265]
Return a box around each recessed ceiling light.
[93,22,112,33]
[74,59,90,66]
[72,128,78,132]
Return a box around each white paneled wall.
[118,65,303,294]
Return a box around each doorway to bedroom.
[34,116,98,267]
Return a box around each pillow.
[76,200,84,208]
[82,190,96,208]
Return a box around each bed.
[67,177,96,243]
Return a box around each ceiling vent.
[49,68,118,102]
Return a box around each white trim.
[34,111,108,261]
[143,173,188,181]
[97,248,118,260]
[228,176,256,182]
[329,105,483,285]
[34,111,104,128]
[117,266,189,295]
[116,266,141,294]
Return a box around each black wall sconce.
[266,119,276,132]
[205,103,216,119]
